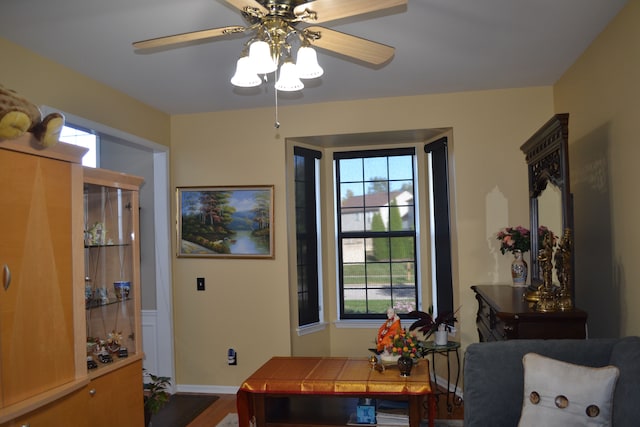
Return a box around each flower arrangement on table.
[389,328,419,359]
[496,225,531,254]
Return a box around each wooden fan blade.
[296,0,407,24]
[133,25,246,50]
[224,0,268,14]
[305,26,394,65]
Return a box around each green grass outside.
[343,262,414,285]
[342,262,416,314]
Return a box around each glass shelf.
[86,296,132,310]
[85,243,131,248]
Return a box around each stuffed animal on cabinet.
[0,84,64,147]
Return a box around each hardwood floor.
[187,388,463,426]
[188,394,237,426]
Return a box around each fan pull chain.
[274,70,280,128]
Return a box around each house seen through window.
[335,148,418,319]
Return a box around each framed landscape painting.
[177,185,274,259]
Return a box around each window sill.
[296,322,328,336]
[333,320,381,329]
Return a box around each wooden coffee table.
[236,356,435,427]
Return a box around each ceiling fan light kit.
[231,41,324,91]
[229,13,326,92]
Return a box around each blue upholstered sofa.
[463,337,640,427]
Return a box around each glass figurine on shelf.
[86,222,106,245]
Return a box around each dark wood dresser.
[471,285,588,341]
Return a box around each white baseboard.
[432,374,464,400]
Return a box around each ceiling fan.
[133,0,407,90]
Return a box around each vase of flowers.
[497,226,530,286]
[390,329,418,376]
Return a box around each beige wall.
[0,38,170,146]
[170,87,554,386]
[554,0,640,338]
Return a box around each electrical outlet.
[228,348,237,365]
[196,277,205,291]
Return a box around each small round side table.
[420,340,462,414]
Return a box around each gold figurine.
[524,231,553,303]
[533,228,573,312]
[536,233,557,312]
[556,229,573,311]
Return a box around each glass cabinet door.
[83,168,143,372]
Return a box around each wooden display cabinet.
[0,135,145,426]
[83,167,144,376]
[0,134,88,423]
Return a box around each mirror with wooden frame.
[520,113,573,294]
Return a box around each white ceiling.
[0,0,628,115]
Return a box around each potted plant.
[408,307,459,344]
[143,370,171,427]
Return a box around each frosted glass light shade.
[296,46,324,79]
[275,61,304,91]
[230,56,261,87]
[249,41,277,74]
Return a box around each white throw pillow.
[518,353,620,427]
